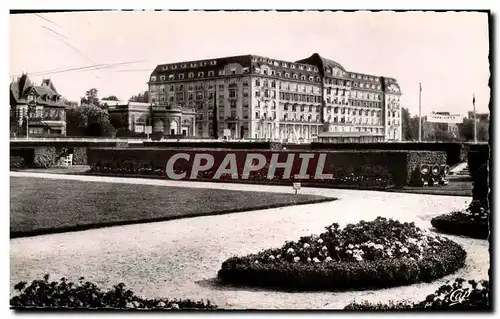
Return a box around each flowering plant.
[10,274,217,310]
[218,217,466,291]
[345,278,490,310]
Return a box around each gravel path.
[10,172,489,309]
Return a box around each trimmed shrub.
[33,147,57,168]
[10,156,25,169]
[431,164,489,239]
[72,147,88,165]
[312,142,463,166]
[10,274,217,310]
[468,145,489,178]
[344,278,490,310]
[217,217,466,291]
[431,200,489,240]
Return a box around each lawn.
[10,176,333,238]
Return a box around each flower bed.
[217,217,466,291]
[344,278,490,310]
[431,200,489,240]
[10,275,217,310]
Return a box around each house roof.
[10,74,66,107]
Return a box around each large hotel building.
[143,53,402,142]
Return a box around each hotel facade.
[145,53,402,142]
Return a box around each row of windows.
[281,114,320,122]
[280,92,322,103]
[350,91,382,100]
[328,117,382,125]
[252,56,319,73]
[349,73,380,82]
[349,100,383,108]
[324,78,349,86]
[283,105,320,112]
[161,60,218,71]
[256,68,321,82]
[330,126,384,134]
[352,82,381,90]
[327,108,381,117]
[279,82,320,94]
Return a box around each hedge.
[468,148,489,178]
[86,148,447,187]
[142,141,283,150]
[217,218,467,291]
[310,142,474,166]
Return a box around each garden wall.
[86,148,446,187]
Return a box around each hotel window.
[255,90,260,97]
[160,75,165,81]
[229,90,236,98]
[230,100,237,108]
[219,70,225,76]
[285,73,290,78]
[168,74,175,80]
[255,79,260,86]
[188,73,194,78]
[198,72,204,78]
[231,69,236,75]
[301,75,306,80]
[242,67,249,74]
[291,64,296,69]
[255,111,260,118]
[182,64,187,68]
[263,69,268,75]
[151,76,156,81]
[210,60,216,65]
[208,71,214,77]
[179,74,184,79]
[293,74,298,79]
[282,62,287,67]
[326,68,331,73]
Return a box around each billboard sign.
[426,113,463,124]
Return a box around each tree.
[129,91,150,103]
[80,88,100,107]
[109,112,129,130]
[102,95,120,101]
[458,119,489,142]
[401,107,420,141]
[66,104,115,137]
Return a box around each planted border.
[217,218,466,291]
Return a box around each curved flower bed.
[10,275,217,310]
[344,278,490,310]
[431,200,489,240]
[218,217,466,291]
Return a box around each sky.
[9,10,490,117]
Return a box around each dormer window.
[285,73,290,78]
[190,62,197,67]
[160,75,165,81]
[172,65,177,69]
[299,66,304,70]
[189,72,194,78]
[181,64,187,68]
[163,66,168,70]
[326,68,331,73]
[291,64,296,69]
[282,62,287,67]
[293,74,298,79]
[208,71,215,76]
[150,76,157,81]
[201,61,207,66]
[210,60,217,65]
[198,72,204,77]
[168,74,174,80]
[179,74,185,79]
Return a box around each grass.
[10,176,334,238]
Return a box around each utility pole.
[418,82,422,142]
[473,94,477,144]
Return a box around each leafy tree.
[66,104,115,137]
[80,88,100,107]
[401,107,420,141]
[102,95,120,101]
[109,112,129,130]
[129,91,150,103]
[458,119,489,142]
